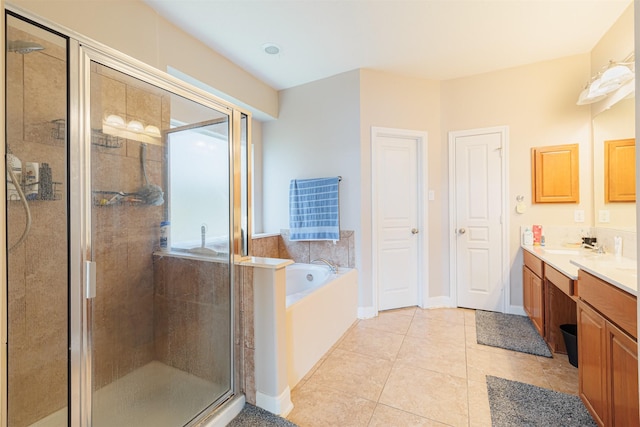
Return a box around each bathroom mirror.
[592,96,636,230]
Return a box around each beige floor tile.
[538,353,579,395]
[467,379,492,426]
[337,324,404,361]
[407,316,466,346]
[358,311,413,335]
[414,307,466,325]
[287,382,376,427]
[463,308,476,326]
[305,348,393,401]
[381,306,418,317]
[396,335,467,379]
[368,404,449,426]
[466,346,550,389]
[379,364,469,426]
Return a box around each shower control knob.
[411,228,419,234]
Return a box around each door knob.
[411,228,419,234]
[458,228,466,234]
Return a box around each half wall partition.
[5,9,249,427]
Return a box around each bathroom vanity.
[522,245,638,426]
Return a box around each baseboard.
[256,387,293,417]
[358,306,376,319]
[199,394,245,426]
[508,305,526,316]
[422,296,454,308]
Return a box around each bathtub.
[285,263,358,388]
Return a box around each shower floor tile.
[30,361,228,427]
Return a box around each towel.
[289,177,340,241]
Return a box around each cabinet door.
[607,322,639,426]
[605,138,636,203]
[531,143,579,203]
[578,301,608,426]
[530,272,544,336]
[523,266,532,318]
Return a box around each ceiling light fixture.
[262,43,280,55]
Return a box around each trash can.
[560,324,578,368]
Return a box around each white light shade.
[576,80,608,105]
[127,120,144,132]
[599,65,634,91]
[144,125,161,137]
[104,114,125,128]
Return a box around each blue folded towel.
[289,177,340,241]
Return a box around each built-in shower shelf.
[92,191,147,206]
[92,129,124,148]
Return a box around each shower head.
[7,40,45,54]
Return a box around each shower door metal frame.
[4,4,251,427]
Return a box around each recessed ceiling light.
[262,43,280,55]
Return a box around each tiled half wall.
[251,230,355,268]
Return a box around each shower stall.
[5,9,249,427]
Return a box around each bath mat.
[228,403,298,427]
[486,376,596,426]
[476,310,552,357]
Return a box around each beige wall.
[7,0,279,118]
[442,54,592,308]
[359,70,442,306]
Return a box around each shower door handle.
[85,261,96,299]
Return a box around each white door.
[449,127,507,312]
[372,128,426,311]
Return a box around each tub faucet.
[311,258,338,273]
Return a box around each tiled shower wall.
[152,256,231,385]
[251,230,356,268]
[90,64,167,389]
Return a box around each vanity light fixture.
[102,114,162,142]
[577,52,634,105]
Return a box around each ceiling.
[144,0,631,91]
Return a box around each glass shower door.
[88,61,233,427]
[5,14,69,427]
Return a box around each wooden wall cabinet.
[523,251,544,336]
[577,270,639,427]
[532,144,579,203]
[605,138,636,203]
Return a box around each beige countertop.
[522,245,637,297]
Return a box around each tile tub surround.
[251,230,356,268]
[286,307,579,426]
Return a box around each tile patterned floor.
[286,307,579,427]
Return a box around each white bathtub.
[285,263,358,388]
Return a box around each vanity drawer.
[545,264,574,296]
[523,250,543,278]
[578,270,637,339]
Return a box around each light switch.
[574,209,585,223]
[428,190,435,201]
[598,210,610,223]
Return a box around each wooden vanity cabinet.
[544,265,577,353]
[577,270,639,427]
[523,251,544,336]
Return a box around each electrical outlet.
[598,210,610,223]
[428,190,435,201]
[574,209,585,223]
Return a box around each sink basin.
[543,249,580,255]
